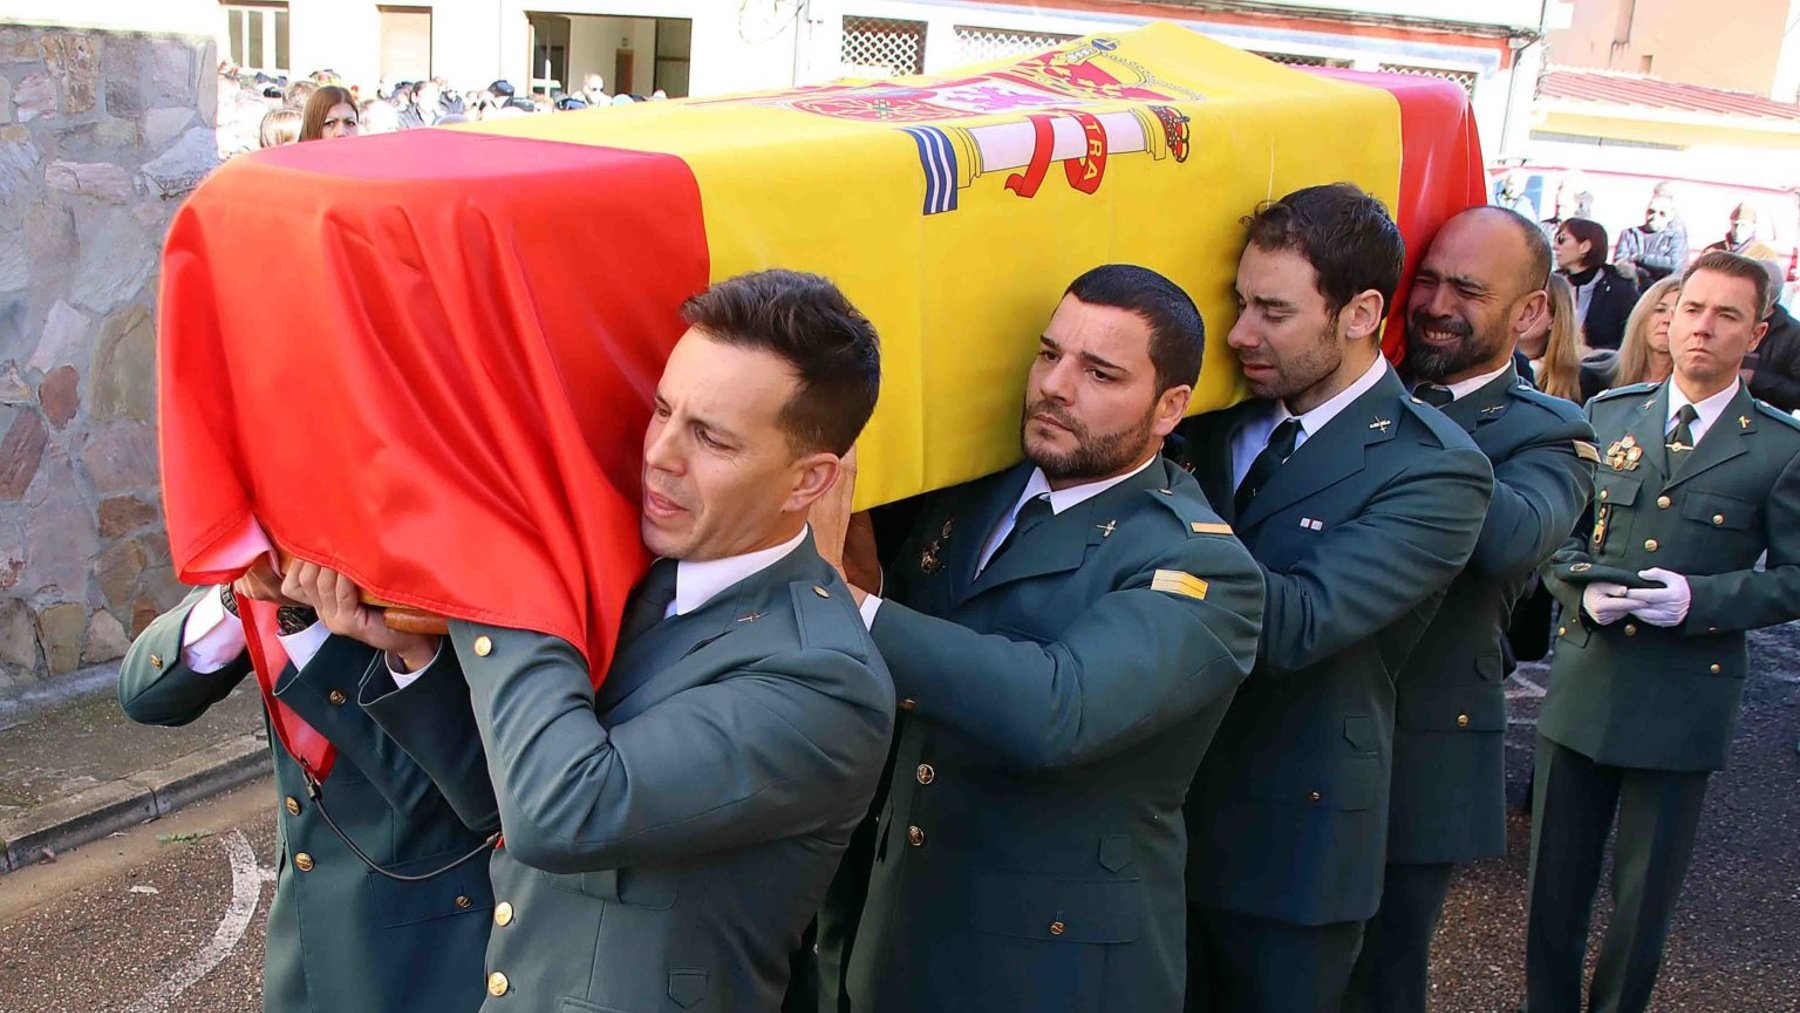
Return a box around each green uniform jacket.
[1170,367,1493,925]
[1388,368,1595,864]
[364,536,894,1013]
[118,588,495,1013]
[1541,380,1800,771]
[835,458,1264,1012]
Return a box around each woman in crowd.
[1612,276,1681,387]
[258,108,301,149]
[1553,217,1639,350]
[299,84,360,141]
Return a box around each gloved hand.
[1625,568,1692,627]
[1582,581,1634,625]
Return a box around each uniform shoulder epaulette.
[1505,381,1588,421]
[1752,398,1800,432]
[1143,483,1234,537]
[1590,381,1659,403]
[1396,393,1471,447]
[788,580,869,659]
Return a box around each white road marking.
[121,829,266,1013]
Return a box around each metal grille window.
[1379,63,1479,96]
[841,16,927,77]
[1249,51,1351,69]
[953,25,1076,64]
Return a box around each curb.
[0,733,267,874]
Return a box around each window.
[222,2,289,75]
[1378,63,1479,98]
[952,26,1075,65]
[1249,51,1352,69]
[841,16,926,78]
[378,6,432,83]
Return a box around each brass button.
[473,635,493,657]
[494,901,514,927]
[1599,489,1609,501]
[293,852,315,872]
[284,796,301,816]
[813,585,831,599]
[1049,920,1066,936]
[1624,623,1638,636]
[1657,495,1672,509]
[907,825,925,847]
[487,972,509,997]
[1456,714,1470,728]
[899,698,917,712]
[1710,663,1723,674]
[1307,791,1322,803]
[1713,514,1725,525]
[916,763,935,785]
[149,653,163,669]
[1557,625,1568,637]
[1643,539,1658,552]
[327,689,347,706]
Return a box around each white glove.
[1582,581,1634,625]
[1624,568,1691,627]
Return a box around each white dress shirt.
[390,526,812,688]
[180,586,328,674]
[1417,360,1512,403]
[857,454,1161,628]
[1230,353,1391,490]
[1665,378,1741,447]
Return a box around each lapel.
[1436,366,1517,435]
[1191,402,1250,524]
[942,464,1036,608]
[593,533,820,714]
[1610,381,1672,485]
[1238,367,1405,531]
[960,458,1164,605]
[1665,383,1756,490]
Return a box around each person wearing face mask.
[1615,190,1691,288]
[1704,202,1780,262]
[1168,184,1493,1012]
[1531,250,1800,1013]
[1343,207,1596,1013]
[1554,218,1640,351]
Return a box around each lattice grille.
[1379,63,1479,96]
[841,16,927,78]
[1250,50,1350,69]
[953,25,1076,65]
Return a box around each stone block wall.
[0,24,218,695]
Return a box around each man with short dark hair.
[296,269,896,1012]
[1530,249,1800,1013]
[1344,206,1596,1013]
[1747,260,1800,412]
[1170,183,1493,1012]
[824,263,1267,1011]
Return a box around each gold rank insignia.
[1741,415,1753,429]
[1096,519,1117,538]
[1574,441,1600,463]
[919,516,954,575]
[1605,434,1641,471]
[1190,521,1233,535]
[1150,569,1209,601]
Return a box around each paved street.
[1,625,1798,1012]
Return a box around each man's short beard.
[1407,313,1504,383]
[1022,399,1157,484]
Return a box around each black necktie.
[988,494,1054,568]
[1667,403,1699,453]
[1235,418,1303,517]
[618,557,679,645]
[1415,384,1455,407]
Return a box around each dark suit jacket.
[119,588,494,1013]
[833,458,1264,1012]
[1574,265,1641,351]
[1750,302,1800,412]
[366,537,894,1012]
[1387,369,1594,864]
[1541,381,1800,771]
[1169,366,1493,925]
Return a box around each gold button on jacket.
[473,635,493,657]
[293,852,315,872]
[284,796,301,816]
[915,763,935,785]
[326,689,347,706]
[494,901,514,927]
[487,972,510,997]
[907,825,925,847]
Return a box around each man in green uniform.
[823,264,1266,1011]
[293,269,896,1012]
[1170,183,1494,1012]
[1344,207,1597,1012]
[119,566,495,1012]
[1530,250,1800,1013]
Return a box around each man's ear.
[1341,289,1387,342]
[1513,289,1550,342]
[1152,384,1192,437]
[785,452,843,515]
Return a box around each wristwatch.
[221,583,318,634]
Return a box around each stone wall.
[0,24,218,695]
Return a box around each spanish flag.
[157,24,1484,772]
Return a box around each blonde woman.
[1613,276,1681,388]
[257,107,301,148]
[1520,274,1588,403]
